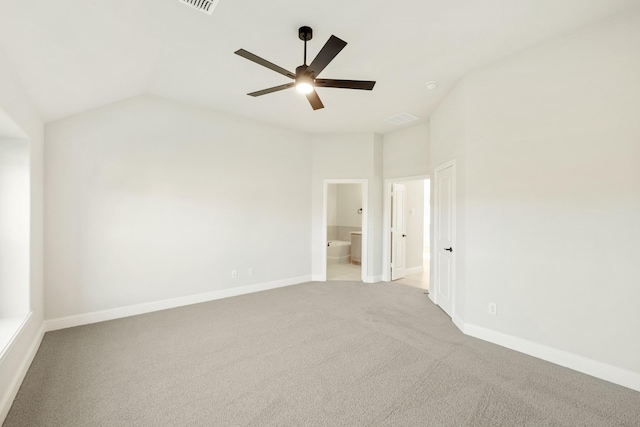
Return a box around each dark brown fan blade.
[306,35,347,77]
[248,82,295,97]
[315,79,376,90]
[305,89,324,110]
[235,49,296,79]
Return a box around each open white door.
[434,163,455,317]
[391,183,407,280]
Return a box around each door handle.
[444,247,453,252]
[402,234,407,237]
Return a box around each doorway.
[323,179,368,282]
[383,176,430,289]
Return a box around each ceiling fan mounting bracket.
[298,26,313,41]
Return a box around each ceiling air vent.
[383,112,419,125]
[178,0,219,15]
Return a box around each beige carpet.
[5,281,640,426]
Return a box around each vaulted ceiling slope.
[0,0,637,133]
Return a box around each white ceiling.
[0,0,638,134]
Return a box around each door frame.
[322,179,369,282]
[431,160,456,319]
[382,174,430,282]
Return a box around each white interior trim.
[0,319,44,424]
[45,275,311,332]
[322,179,369,283]
[382,174,430,282]
[0,312,31,365]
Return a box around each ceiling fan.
[234,26,376,110]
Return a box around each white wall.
[383,123,430,179]
[0,138,30,316]
[327,184,337,227]
[45,95,312,319]
[311,134,383,281]
[0,51,45,422]
[430,7,640,381]
[326,183,362,228]
[403,180,424,270]
[336,184,362,228]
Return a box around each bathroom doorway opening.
[323,179,368,282]
[382,176,430,289]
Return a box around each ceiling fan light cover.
[296,83,314,94]
[296,73,314,94]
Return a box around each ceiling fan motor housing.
[296,65,313,79]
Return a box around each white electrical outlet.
[488,303,497,315]
[231,270,237,278]
[248,267,254,276]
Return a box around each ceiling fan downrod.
[298,26,313,66]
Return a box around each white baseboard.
[0,320,44,424]
[45,275,312,332]
[404,266,424,276]
[423,297,640,392]
[451,314,465,332]
[311,274,325,282]
[464,322,640,392]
